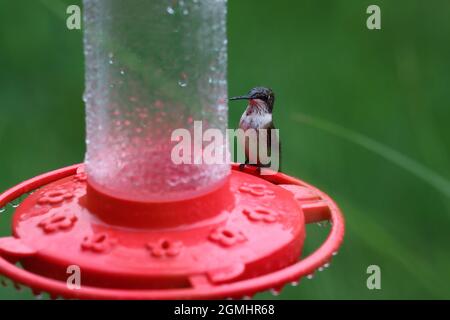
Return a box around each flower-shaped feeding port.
[19,206,50,222]
[209,226,247,248]
[81,233,117,254]
[239,183,275,197]
[37,212,77,234]
[146,239,183,258]
[37,189,74,205]
[243,207,278,223]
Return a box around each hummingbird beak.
[229,95,251,101]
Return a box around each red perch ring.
[0,164,344,299]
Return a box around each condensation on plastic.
[83,0,229,201]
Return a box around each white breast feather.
[239,113,272,130]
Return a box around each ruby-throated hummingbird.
[230,87,281,172]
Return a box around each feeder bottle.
[84,0,230,202]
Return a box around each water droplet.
[270,289,280,296]
[0,278,8,287]
[168,178,179,187]
[109,59,114,65]
[10,200,20,208]
[306,274,314,280]
[182,9,189,15]
[120,70,125,75]
[166,6,175,15]
[332,251,338,256]
[317,221,331,228]
[324,263,330,268]
[291,281,299,287]
[0,207,5,213]
[318,267,324,272]
[178,72,189,87]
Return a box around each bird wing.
[266,122,281,172]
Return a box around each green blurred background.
[1,0,449,299]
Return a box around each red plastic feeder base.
[0,164,344,299]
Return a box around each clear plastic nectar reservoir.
[83,0,229,201]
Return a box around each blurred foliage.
[0,0,449,299]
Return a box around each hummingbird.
[229,87,281,173]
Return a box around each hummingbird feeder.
[0,0,344,299]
